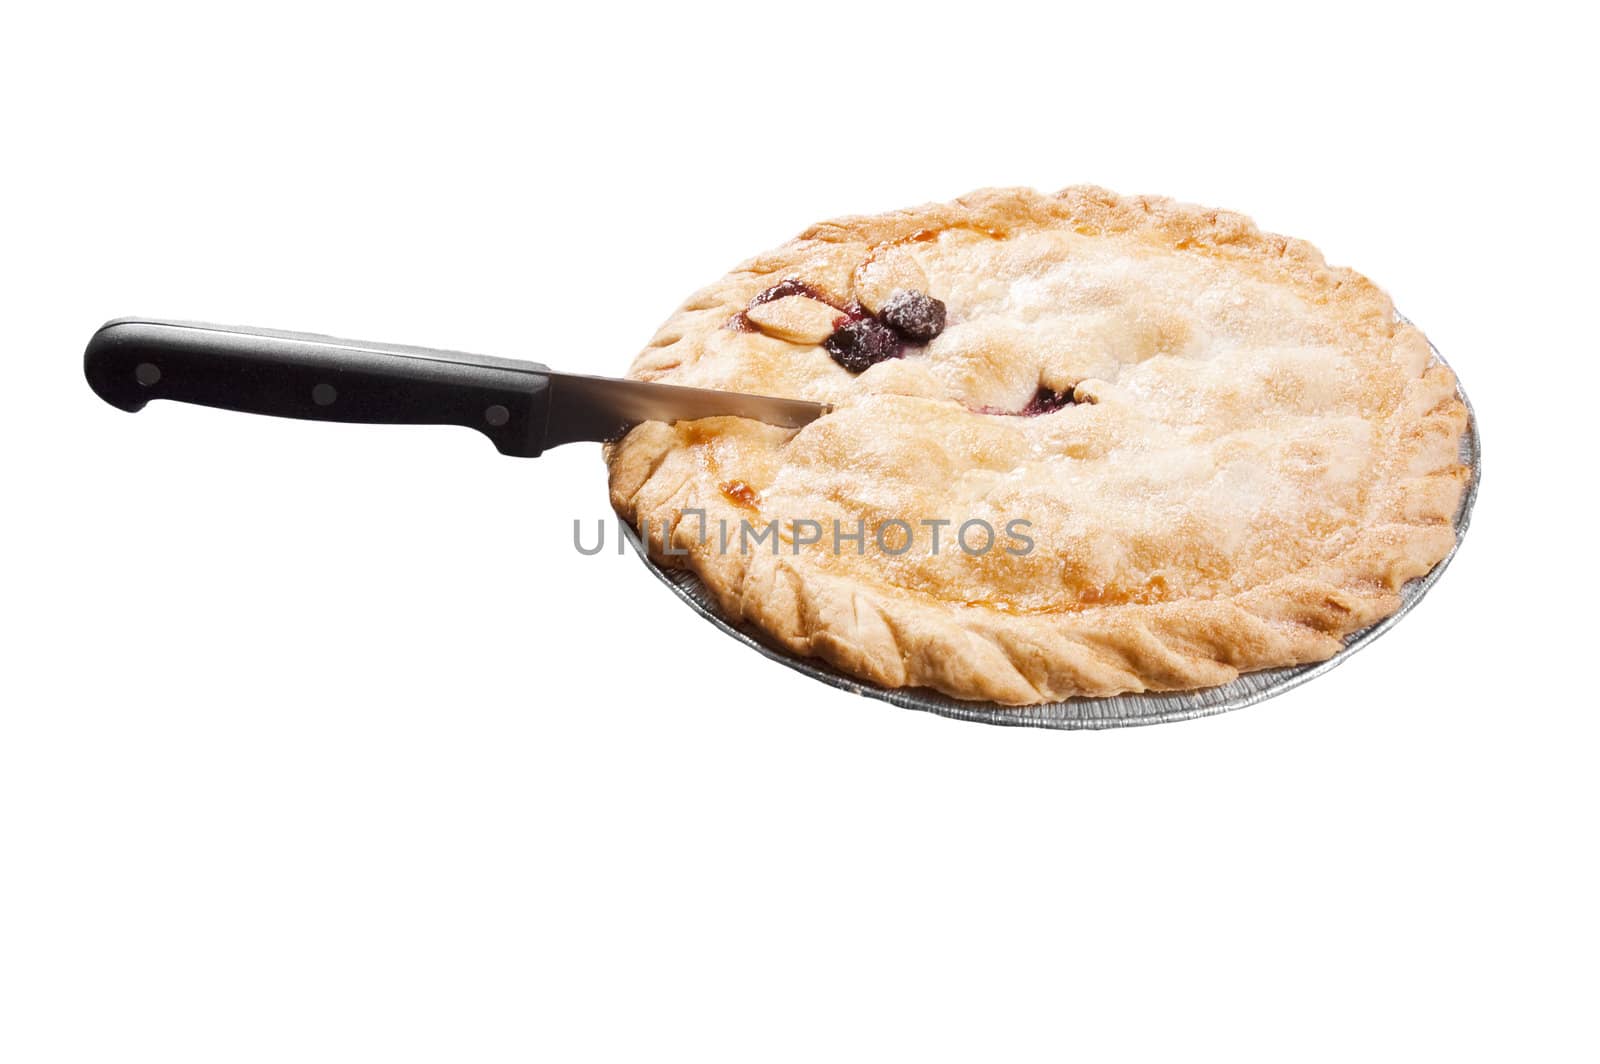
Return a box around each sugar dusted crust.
[606,187,1471,704]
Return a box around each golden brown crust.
[606,187,1470,704]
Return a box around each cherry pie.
[606,187,1471,704]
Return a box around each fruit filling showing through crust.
[976,386,1077,417]
[824,318,902,372]
[878,290,946,342]
[727,278,854,334]
[733,277,950,375]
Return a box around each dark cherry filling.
[825,290,948,372]
[751,278,837,308]
[730,278,950,376]
[879,290,946,343]
[824,318,903,373]
[730,278,863,332]
[977,386,1077,417]
[1021,386,1075,415]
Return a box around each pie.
[605,187,1471,704]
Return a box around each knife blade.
[84,318,831,457]
[541,371,827,449]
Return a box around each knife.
[83,318,830,456]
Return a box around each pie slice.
[605,187,1471,704]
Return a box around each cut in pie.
[605,187,1471,704]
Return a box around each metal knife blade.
[542,371,830,449]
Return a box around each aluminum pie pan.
[627,329,1479,729]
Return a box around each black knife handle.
[84,318,554,457]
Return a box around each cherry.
[825,319,903,373]
[880,290,947,343]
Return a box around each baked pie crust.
[606,187,1471,704]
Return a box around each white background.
[3,2,1596,1061]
